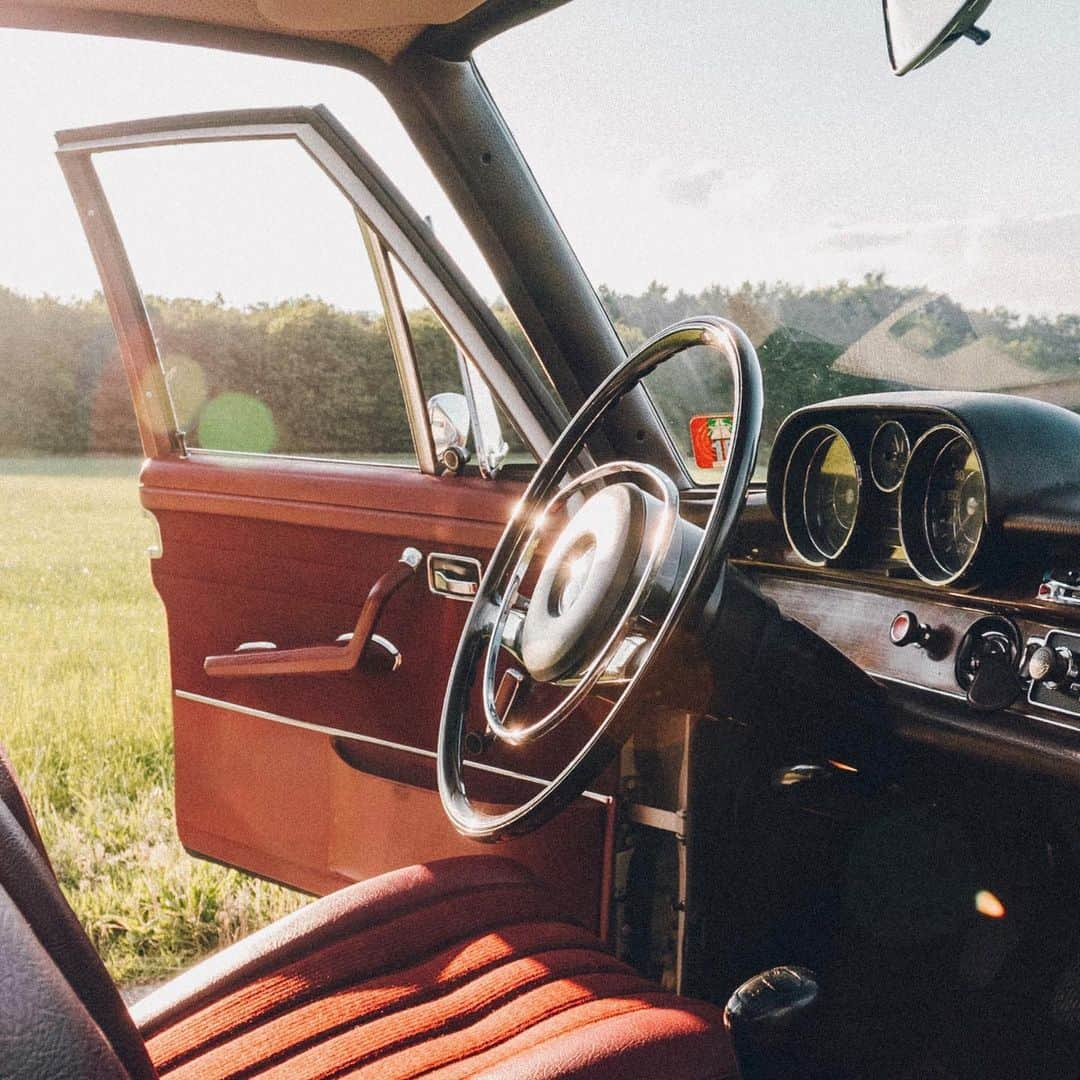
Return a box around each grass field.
[0,457,306,986]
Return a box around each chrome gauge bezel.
[869,419,910,493]
[782,423,862,566]
[899,424,987,586]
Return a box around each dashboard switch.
[1028,645,1078,691]
[1028,631,1080,717]
[955,616,1023,713]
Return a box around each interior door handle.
[204,547,421,679]
[427,552,482,600]
[433,569,477,596]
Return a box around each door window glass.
[2,34,551,463]
[94,138,415,464]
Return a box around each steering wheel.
[438,317,763,840]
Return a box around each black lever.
[724,965,820,1080]
[966,649,1021,712]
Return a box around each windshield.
[478,2,1080,482]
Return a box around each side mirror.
[428,392,471,471]
[884,0,992,76]
[428,383,509,477]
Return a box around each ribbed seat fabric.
[1,745,733,1079]
[135,857,735,1079]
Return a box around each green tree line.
[1,276,1076,458]
[0,289,481,457]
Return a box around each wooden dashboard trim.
[749,569,1080,737]
[733,549,1080,627]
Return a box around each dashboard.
[732,391,1080,762]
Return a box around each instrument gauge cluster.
[768,398,999,586]
[766,393,1080,588]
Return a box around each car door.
[56,106,615,933]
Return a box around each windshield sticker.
[690,414,734,470]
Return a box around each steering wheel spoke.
[549,631,650,688]
[601,631,651,684]
[494,599,529,664]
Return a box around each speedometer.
[925,436,985,577]
[900,425,986,584]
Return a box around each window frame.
[56,105,554,471]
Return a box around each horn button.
[552,537,597,616]
[521,482,653,684]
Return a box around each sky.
[0,1,1077,317]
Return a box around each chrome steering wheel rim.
[438,317,763,841]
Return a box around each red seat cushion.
[136,856,735,1079]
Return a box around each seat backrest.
[0,748,156,1079]
[0,880,130,1080]
[0,745,47,857]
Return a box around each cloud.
[817,227,914,251]
[663,166,729,208]
[806,209,1080,316]
[987,209,1080,245]
[657,163,776,211]
[817,209,1080,254]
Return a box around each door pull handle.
[204,547,420,678]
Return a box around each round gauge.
[870,419,909,492]
[925,435,985,577]
[804,434,859,558]
[782,425,860,565]
[900,425,986,585]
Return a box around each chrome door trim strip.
[360,219,438,475]
[174,690,612,805]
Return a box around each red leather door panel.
[58,105,610,934]
[141,454,614,934]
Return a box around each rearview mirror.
[884,0,992,76]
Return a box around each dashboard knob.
[1028,645,1077,689]
[889,610,922,647]
[889,610,942,651]
[955,616,1022,712]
